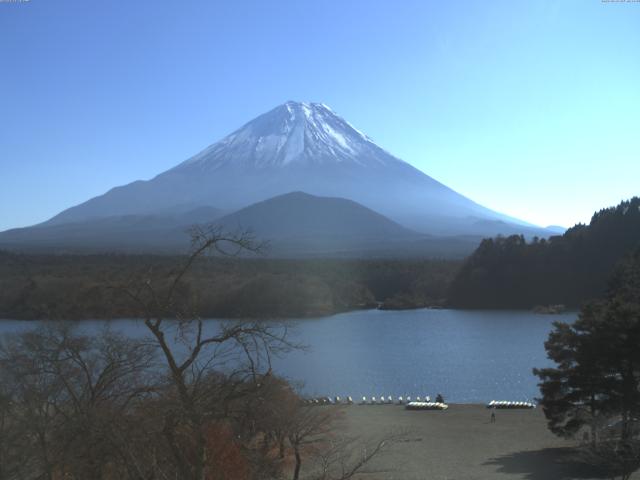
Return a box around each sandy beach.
[333,404,633,480]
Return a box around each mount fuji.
[0,101,556,255]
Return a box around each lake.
[0,308,576,403]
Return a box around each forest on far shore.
[3,197,640,320]
[0,252,459,320]
[448,197,640,309]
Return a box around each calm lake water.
[0,309,576,403]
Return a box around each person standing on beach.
[490,408,496,423]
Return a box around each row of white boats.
[303,395,443,406]
[302,397,536,410]
[486,400,536,409]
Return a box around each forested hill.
[0,253,459,320]
[448,197,640,309]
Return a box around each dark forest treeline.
[0,252,460,320]
[448,197,640,309]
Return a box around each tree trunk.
[292,444,302,480]
[622,410,630,441]
[190,423,207,480]
[37,430,54,480]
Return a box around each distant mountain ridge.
[0,206,224,253]
[217,191,417,239]
[0,192,481,257]
[213,192,431,257]
[0,101,560,255]
[41,101,551,235]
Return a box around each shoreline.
[0,306,579,322]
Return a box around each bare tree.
[0,370,29,480]
[287,405,336,480]
[0,225,400,480]
[0,323,158,480]
[117,225,296,480]
[277,398,403,480]
[309,433,401,480]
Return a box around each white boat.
[406,401,448,411]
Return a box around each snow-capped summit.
[38,101,542,237]
[174,101,402,171]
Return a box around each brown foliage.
[205,422,250,480]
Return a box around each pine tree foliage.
[450,197,640,308]
[534,248,640,443]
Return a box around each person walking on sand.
[490,408,496,423]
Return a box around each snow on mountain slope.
[175,102,400,170]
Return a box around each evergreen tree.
[534,248,640,444]
[449,197,640,309]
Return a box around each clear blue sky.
[1,0,638,231]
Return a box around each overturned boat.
[405,401,448,411]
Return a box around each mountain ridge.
[0,192,485,257]
[41,101,540,236]
[2,101,561,255]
